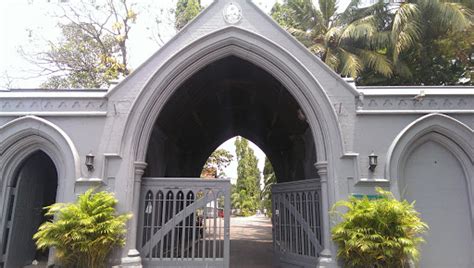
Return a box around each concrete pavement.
[230,215,274,268]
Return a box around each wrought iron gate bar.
[139,177,230,268]
[272,179,322,267]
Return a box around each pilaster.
[121,161,147,267]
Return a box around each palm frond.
[309,43,326,56]
[435,1,473,31]
[319,0,337,26]
[357,49,393,77]
[392,3,420,36]
[288,0,323,31]
[324,48,340,70]
[369,31,391,50]
[391,3,421,61]
[339,15,377,44]
[339,48,363,78]
[324,26,344,45]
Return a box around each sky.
[0,0,350,183]
[0,0,352,88]
[0,0,276,88]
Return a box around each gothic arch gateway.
[120,27,347,267]
[121,27,347,164]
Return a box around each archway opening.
[1,151,58,267]
[140,55,322,267]
[144,56,319,182]
[198,137,276,266]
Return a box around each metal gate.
[272,179,322,267]
[138,177,230,267]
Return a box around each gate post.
[122,161,147,267]
[224,181,231,268]
[315,161,336,267]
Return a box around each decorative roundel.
[223,2,242,24]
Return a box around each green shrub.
[34,189,131,268]
[331,188,428,268]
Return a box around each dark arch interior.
[1,151,57,267]
[145,56,319,182]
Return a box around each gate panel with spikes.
[138,178,230,268]
[272,179,322,267]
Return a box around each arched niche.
[0,116,81,205]
[386,113,474,195]
[1,151,58,267]
[386,113,474,267]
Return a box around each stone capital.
[314,161,328,177]
[134,161,147,177]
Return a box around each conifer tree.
[234,137,261,215]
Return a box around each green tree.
[24,0,137,88]
[272,0,393,78]
[358,0,473,85]
[234,137,261,216]
[201,148,234,178]
[175,0,203,31]
[331,188,428,268]
[261,157,276,217]
[34,189,131,268]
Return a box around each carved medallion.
[223,2,242,24]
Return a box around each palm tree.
[361,0,473,85]
[396,0,471,82]
[272,0,393,78]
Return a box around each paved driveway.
[230,215,274,268]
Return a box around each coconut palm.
[272,0,394,78]
[361,0,473,84]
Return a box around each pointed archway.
[386,113,474,267]
[0,116,81,266]
[1,151,58,267]
[120,26,346,267]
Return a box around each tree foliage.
[272,0,473,85]
[359,0,473,85]
[233,137,261,216]
[331,188,428,268]
[261,157,276,217]
[201,148,233,178]
[175,0,203,31]
[272,0,394,78]
[25,0,137,89]
[33,189,131,268]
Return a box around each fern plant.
[331,188,428,268]
[34,189,131,268]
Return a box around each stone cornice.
[0,98,108,116]
[356,94,474,114]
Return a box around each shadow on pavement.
[230,240,274,268]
